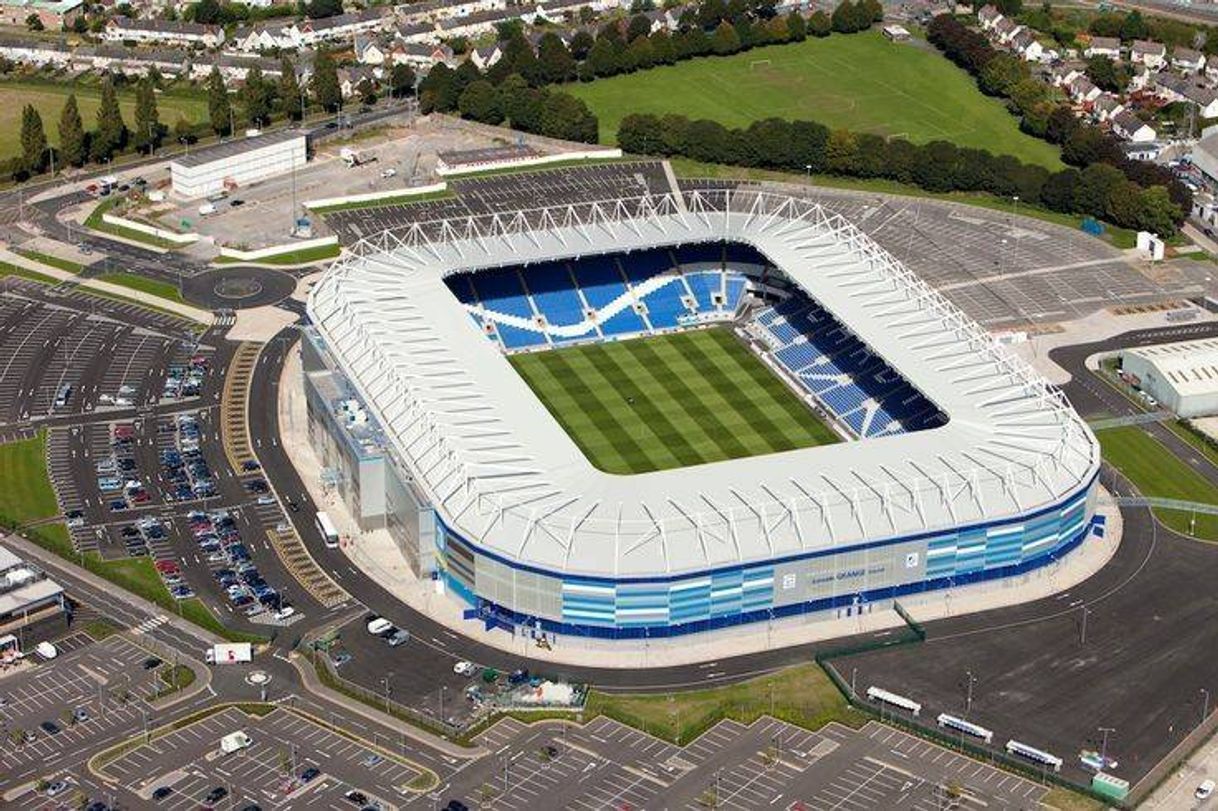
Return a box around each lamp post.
[964,671,977,718]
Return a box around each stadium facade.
[304,190,1102,639]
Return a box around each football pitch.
[566,31,1062,169]
[509,327,840,474]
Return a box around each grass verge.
[1096,425,1218,539]
[96,272,185,304]
[669,158,1145,248]
[15,248,84,274]
[1040,786,1106,810]
[214,243,341,265]
[82,618,122,641]
[0,260,59,286]
[585,663,863,744]
[155,664,197,699]
[84,198,183,250]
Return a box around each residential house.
[1129,63,1151,92]
[436,7,525,38]
[977,3,1002,30]
[76,45,185,77]
[1155,72,1218,117]
[1129,39,1166,69]
[394,40,454,70]
[1048,63,1083,87]
[1092,93,1123,122]
[393,21,436,44]
[103,16,225,48]
[295,8,390,47]
[230,23,296,52]
[1121,141,1161,161]
[338,65,378,98]
[0,36,71,68]
[531,0,607,23]
[398,0,508,24]
[1111,109,1157,142]
[1011,28,1043,62]
[992,16,1020,45]
[1083,36,1121,59]
[1172,46,1206,73]
[354,34,387,65]
[469,42,503,69]
[1067,75,1102,104]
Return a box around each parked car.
[39,720,61,735]
[45,780,70,797]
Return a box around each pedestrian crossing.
[132,615,169,634]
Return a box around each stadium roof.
[308,190,1100,580]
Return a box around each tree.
[311,49,342,112]
[825,129,859,174]
[26,13,43,31]
[619,112,663,154]
[71,14,86,33]
[19,105,46,175]
[585,37,620,77]
[240,65,272,126]
[569,30,594,60]
[786,10,806,41]
[279,57,303,119]
[92,78,126,161]
[1085,55,1129,93]
[305,0,342,17]
[419,63,458,112]
[979,54,1026,96]
[206,66,231,136]
[710,20,741,54]
[458,79,502,123]
[537,34,577,84]
[1119,10,1148,41]
[389,63,416,98]
[1136,185,1181,236]
[808,10,831,37]
[1073,162,1126,218]
[57,94,85,167]
[995,0,1021,14]
[627,13,653,42]
[357,78,377,106]
[133,78,161,153]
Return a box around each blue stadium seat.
[469,268,534,321]
[572,257,629,310]
[495,323,547,349]
[600,308,648,336]
[525,261,586,328]
[675,243,725,265]
[640,280,688,329]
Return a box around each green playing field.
[509,327,840,474]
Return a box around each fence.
[100,213,199,245]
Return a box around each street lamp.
[964,671,977,717]
[380,672,393,714]
[1202,688,1211,727]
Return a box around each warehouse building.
[0,546,65,637]
[169,130,308,199]
[1121,337,1218,417]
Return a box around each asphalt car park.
[104,706,433,810]
[454,713,1046,811]
[0,632,173,785]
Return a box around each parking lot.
[0,632,176,787]
[449,711,1047,810]
[102,706,436,810]
[323,161,673,245]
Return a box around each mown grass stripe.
[626,338,761,460]
[581,342,709,469]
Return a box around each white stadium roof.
[308,189,1100,580]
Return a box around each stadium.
[305,188,1102,640]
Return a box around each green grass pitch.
[509,327,840,475]
[566,31,1063,170]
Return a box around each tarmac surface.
[180,267,299,311]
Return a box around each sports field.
[0,81,208,159]
[567,31,1062,169]
[510,327,839,474]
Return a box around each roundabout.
[181,267,298,310]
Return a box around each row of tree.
[14,77,160,179]
[422,63,599,142]
[618,112,1183,236]
[927,15,1191,221]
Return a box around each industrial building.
[306,189,1102,640]
[1121,336,1218,417]
[169,130,307,199]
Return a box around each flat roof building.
[1122,337,1218,417]
[169,130,307,200]
[0,546,65,636]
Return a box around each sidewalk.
[275,343,1123,669]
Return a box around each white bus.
[316,511,339,549]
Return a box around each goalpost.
[749,58,772,69]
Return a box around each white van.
[220,731,252,754]
[1197,779,1215,800]
[366,617,393,635]
[35,641,58,660]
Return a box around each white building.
[1129,39,1166,69]
[1122,337,1218,417]
[1084,36,1121,59]
[0,547,65,636]
[169,130,307,199]
[1111,110,1156,143]
[103,16,225,48]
